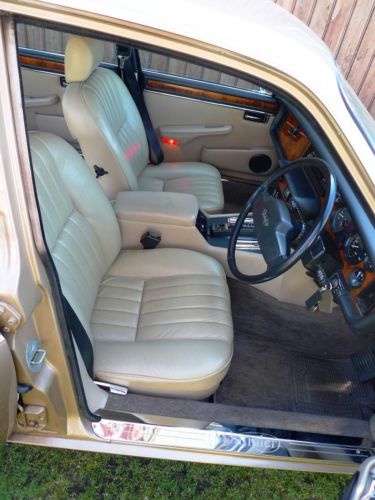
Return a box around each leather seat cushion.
[91,249,233,398]
[139,162,224,214]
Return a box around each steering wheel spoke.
[227,158,336,284]
[253,192,294,269]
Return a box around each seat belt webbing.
[63,297,94,378]
[118,48,164,165]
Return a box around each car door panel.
[0,334,17,442]
[20,49,279,183]
[21,67,76,145]
[144,77,279,182]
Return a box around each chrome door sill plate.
[92,419,372,473]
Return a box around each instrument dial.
[344,234,366,264]
[364,256,374,272]
[348,268,366,289]
[330,207,352,233]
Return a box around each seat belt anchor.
[117,49,132,80]
[117,53,127,71]
[93,165,108,178]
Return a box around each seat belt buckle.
[140,231,161,249]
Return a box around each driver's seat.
[30,132,233,399]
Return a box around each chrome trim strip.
[91,419,372,471]
[20,66,62,77]
[228,216,254,225]
[18,46,65,60]
[8,431,362,473]
[236,239,260,251]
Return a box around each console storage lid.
[115,191,199,227]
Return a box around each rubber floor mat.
[217,279,375,418]
[292,356,375,419]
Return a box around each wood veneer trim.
[146,78,279,113]
[19,54,65,73]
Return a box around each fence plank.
[149,53,169,73]
[218,73,238,87]
[358,56,375,108]
[309,0,336,38]
[16,24,27,47]
[323,0,356,56]
[275,0,297,10]
[44,28,63,53]
[369,96,375,118]
[347,9,375,93]
[293,0,317,24]
[201,68,221,84]
[25,24,44,50]
[167,57,187,77]
[185,62,205,80]
[336,0,374,76]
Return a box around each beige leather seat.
[30,132,233,399]
[62,36,224,214]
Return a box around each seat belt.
[63,297,94,378]
[117,47,164,165]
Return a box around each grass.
[0,443,350,499]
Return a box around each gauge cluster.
[329,204,373,289]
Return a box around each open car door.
[342,456,375,499]
[0,333,17,442]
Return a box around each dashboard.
[324,198,375,318]
[273,111,375,334]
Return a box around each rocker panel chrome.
[91,419,372,472]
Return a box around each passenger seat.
[29,131,233,398]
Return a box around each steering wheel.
[228,158,337,284]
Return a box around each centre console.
[113,190,317,306]
[115,190,260,253]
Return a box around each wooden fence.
[17,0,375,117]
[273,0,375,118]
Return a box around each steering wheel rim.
[227,158,337,284]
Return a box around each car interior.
[12,20,375,445]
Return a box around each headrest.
[65,36,105,83]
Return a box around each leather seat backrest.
[29,132,121,337]
[62,36,149,199]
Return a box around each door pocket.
[201,148,278,180]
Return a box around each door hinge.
[17,405,47,430]
[0,301,22,334]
